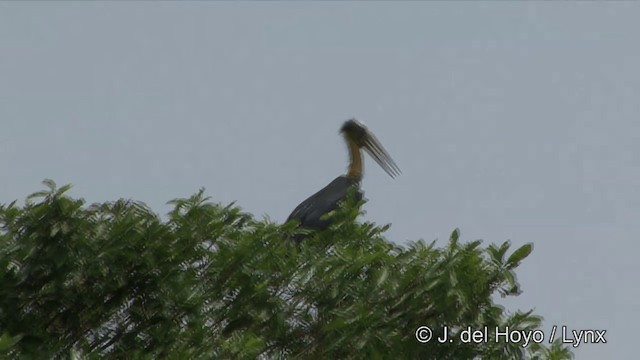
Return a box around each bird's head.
[340,119,368,145]
[340,118,401,178]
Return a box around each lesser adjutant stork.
[286,119,400,242]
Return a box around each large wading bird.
[286,119,400,243]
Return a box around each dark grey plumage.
[286,175,362,243]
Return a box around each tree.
[0,180,572,359]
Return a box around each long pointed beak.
[362,130,401,178]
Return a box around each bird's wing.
[286,176,361,229]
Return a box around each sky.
[1,3,638,359]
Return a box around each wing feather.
[286,176,362,231]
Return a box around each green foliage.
[0,180,572,359]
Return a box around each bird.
[285,119,400,243]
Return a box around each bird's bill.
[362,130,401,178]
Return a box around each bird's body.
[286,175,362,242]
[286,119,400,243]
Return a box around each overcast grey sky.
[1,3,637,358]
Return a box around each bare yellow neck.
[346,139,363,179]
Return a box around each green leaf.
[450,228,460,244]
[42,178,57,191]
[375,267,389,287]
[507,243,534,267]
[0,332,22,352]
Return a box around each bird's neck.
[346,140,363,179]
